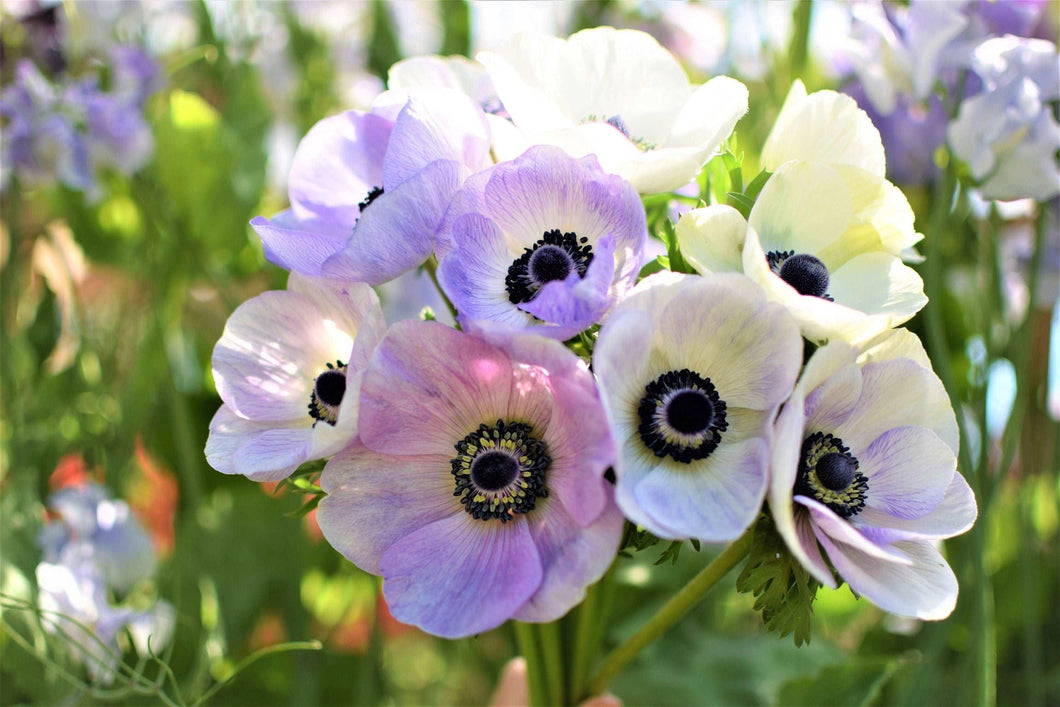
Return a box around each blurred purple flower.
[437,145,647,340]
[0,47,160,198]
[948,36,1060,201]
[39,482,157,595]
[317,320,622,638]
[36,547,174,684]
[844,81,948,185]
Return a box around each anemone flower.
[592,272,802,542]
[677,160,928,346]
[768,341,976,619]
[477,26,748,194]
[251,90,492,285]
[437,145,647,340]
[206,274,386,481]
[317,320,622,638]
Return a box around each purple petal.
[860,426,955,519]
[517,234,617,339]
[318,440,459,574]
[358,320,515,456]
[250,212,350,277]
[382,91,491,187]
[205,406,307,481]
[513,498,623,622]
[817,535,959,620]
[438,213,531,329]
[801,496,912,564]
[858,472,977,544]
[288,110,391,227]
[379,513,542,638]
[323,159,464,285]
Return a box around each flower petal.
[513,498,623,623]
[818,536,959,620]
[631,437,768,542]
[857,472,977,544]
[859,426,956,519]
[379,513,542,638]
[318,440,459,575]
[676,205,748,275]
[323,159,464,285]
[205,406,308,481]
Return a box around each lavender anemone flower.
[317,320,623,638]
[768,341,976,619]
[251,90,492,285]
[593,272,802,541]
[206,275,386,481]
[437,145,647,340]
[38,482,157,595]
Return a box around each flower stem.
[514,621,547,707]
[423,256,459,323]
[536,621,565,706]
[587,529,753,696]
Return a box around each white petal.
[676,205,747,275]
[818,536,959,620]
[761,87,885,176]
[749,161,854,258]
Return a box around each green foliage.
[776,653,916,707]
[736,515,821,647]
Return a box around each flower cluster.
[0,46,159,199]
[207,27,975,639]
[841,0,1059,199]
[36,478,173,683]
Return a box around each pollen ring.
[451,419,550,522]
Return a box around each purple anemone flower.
[768,342,977,619]
[252,90,493,285]
[206,274,386,481]
[437,145,647,340]
[317,320,623,638]
[593,272,802,542]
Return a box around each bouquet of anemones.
[206,27,977,705]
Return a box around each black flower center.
[358,186,384,212]
[794,432,869,518]
[666,390,715,435]
[470,450,519,491]
[506,229,594,305]
[451,419,550,522]
[606,115,631,139]
[308,361,347,426]
[767,250,833,300]
[638,369,728,464]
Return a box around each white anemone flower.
[477,26,749,194]
[768,340,976,620]
[593,272,802,542]
[676,160,928,346]
[206,274,386,481]
[762,80,923,261]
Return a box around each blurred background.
[1,1,1057,705]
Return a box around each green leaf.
[726,192,756,219]
[638,254,670,279]
[744,169,773,201]
[736,515,821,647]
[776,654,916,707]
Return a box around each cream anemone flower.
[762,80,923,262]
[676,161,928,346]
[477,26,748,194]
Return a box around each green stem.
[569,573,602,701]
[788,0,814,83]
[514,621,547,707]
[423,256,459,323]
[537,621,565,706]
[588,529,753,696]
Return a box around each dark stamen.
[506,229,594,305]
[450,419,550,522]
[794,432,868,518]
[638,369,728,464]
[308,360,348,426]
[358,186,384,212]
[666,390,715,435]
